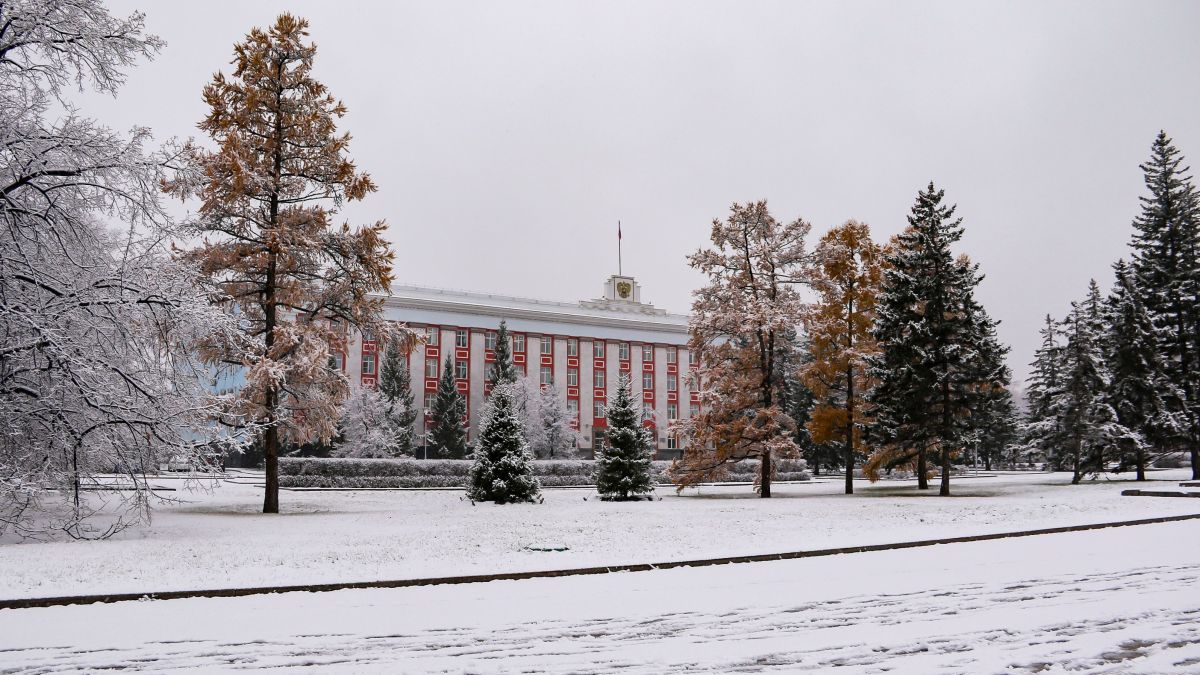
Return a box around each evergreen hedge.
[279,457,809,489]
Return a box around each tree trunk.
[939,381,952,496]
[760,449,772,498]
[1192,445,1199,481]
[917,445,928,490]
[1136,445,1145,482]
[845,363,854,495]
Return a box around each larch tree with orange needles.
[670,201,810,497]
[801,220,886,495]
[166,15,412,513]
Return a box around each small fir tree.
[490,320,519,386]
[596,375,655,500]
[1050,293,1132,483]
[467,385,541,504]
[378,344,417,455]
[1021,315,1065,468]
[429,355,468,457]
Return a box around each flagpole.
[618,220,622,276]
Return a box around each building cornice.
[375,289,689,335]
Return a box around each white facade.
[345,275,693,457]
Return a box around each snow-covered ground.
[1,470,1197,601]
[1,519,1197,673]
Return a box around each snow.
[1,470,1197,602]
[0,517,1197,672]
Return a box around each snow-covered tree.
[166,15,413,513]
[378,344,417,455]
[467,384,541,504]
[1126,132,1200,479]
[536,383,577,459]
[865,184,1004,496]
[671,201,809,497]
[963,302,1018,471]
[596,375,655,500]
[1050,294,1133,484]
[1021,314,1064,467]
[334,387,401,458]
[490,320,518,386]
[801,220,885,494]
[0,1,248,539]
[429,354,468,457]
[1104,261,1184,479]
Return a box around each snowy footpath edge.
[4,511,1199,611]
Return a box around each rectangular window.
[541,336,553,355]
[689,403,700,418]
[485,332,497,350]
[667,346,677,364]
[332,352,345,372]
[362,328,375,343]
[425,326,439,346]
[618,342,630,361]
[362,353,376,375]
[594,429,606,448]
[667,374,677,391]
[567,338,578,357]
[567,399,579,417]
[688,350,694,365]
[668,403,678,419]
[540,365,554,386]
[593,341,605,359]
[455,359,468,380]
[667,435,678,450]
[594,369,605,388]
[643,372,654,390]
[425,357,438,378]
[642,344,654,362]
[593,401,605,419]
[513,334,525,353]
[455,329,468,348]
[424,392,437,411]
[485,363,497,382]
[567,368,579,387]
[517,363,527,377]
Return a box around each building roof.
[377,282,690,343]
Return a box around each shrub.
[279,457,809,489]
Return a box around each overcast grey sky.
[86,1,1200,382]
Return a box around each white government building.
[342,273,695,459]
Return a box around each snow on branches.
[166,14,416,513]
[671,201,810,497]
[0,0,248,539]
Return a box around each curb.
[1122,489,1200,498]
[3,512,1199,611]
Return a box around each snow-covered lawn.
[0,519,1197,673]
[1,470,1197,601]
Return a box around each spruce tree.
[429,354,468,457]
[467,384,541,503]
[595,375,655,500]
[1127,132,1200,478]
[1051,296,1131,484]
[1104,261,1184,479]
[965,303,1018,471]
[490,320,519,386]
[865,183,1000,495]
[378,345,417,456]
[1021,315,1064,468]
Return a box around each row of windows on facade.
[361,326,688,364]
[408,392,698,424]
[357,353,684,389]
